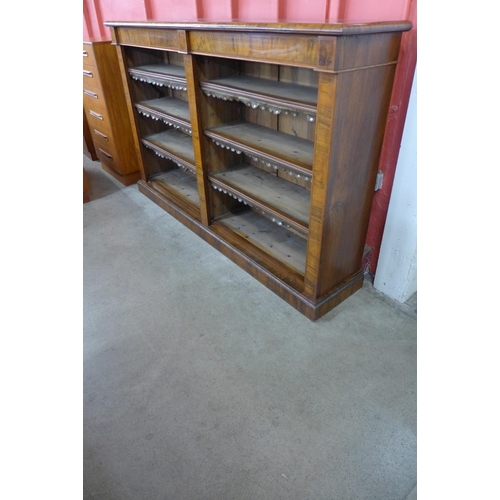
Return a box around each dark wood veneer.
[107,21,411,320]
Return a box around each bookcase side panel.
[113,40,156,182]
[305,33,402,299]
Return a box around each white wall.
[373,66,417,303]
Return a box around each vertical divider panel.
[183,53,211,226]
[184,53,243,223]
[110,29,149,182]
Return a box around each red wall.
[83,0,417,275]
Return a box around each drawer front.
[85,107,112,137]
[83,64,102,90]
[95,137,118,162]
[95,146,118,166]
[83,84,107,111]
[96,144,119,172]
[90,125,115,151]
[82,43,97,67]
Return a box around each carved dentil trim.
[130,73,187,91]
[135,107,192,135]
[209,138,311,183]
[209,181,307,236]
[142,141,195,175]
[202,88,315,122]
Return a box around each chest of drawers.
[83,39,141,185]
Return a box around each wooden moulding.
[106,21,412,36]
[137,180,363,321]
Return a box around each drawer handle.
[83,70,93,78]
[83,50,88,57]
[89,110,103,120]
[93,129,108,141]
[98,148,113,160]
[84,89,98,98]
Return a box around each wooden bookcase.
[106,21,412,320]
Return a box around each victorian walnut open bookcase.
[104,20,412,320]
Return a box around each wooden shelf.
[205,122,314,180]
[141,129,196,175]
[150,168,200,208]
[135,97,191,134]
[128,64,187,90]
[210,164,310,236]
[216,210,307,275]
[201,75,317,119]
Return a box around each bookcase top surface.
[83,37,112,44]
[104,20,412,35]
